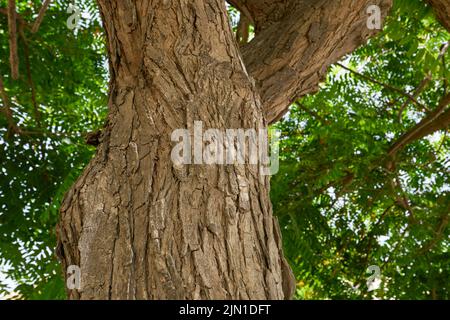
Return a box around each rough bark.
[237,0,392,123]
[57,0,294,300]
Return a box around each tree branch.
[227,0,286,32]
[8,0,19,80]
[397,73,432,120]
[398,41,449,120]
[236,13,250,45]
[31,0,52,33]
[416,211,449,256]
[238,0,393,124]
[295,102,330,125]
[336,62,428,112]
[19,26,41,126]
[0,7,29,27]
[426,0,450,32]
[388,92,450,156]
[0,75,21,134]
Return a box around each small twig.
[397,73,432,121]
[31,0,52,33]
[17,129,80,138]
[8,0,19,80]
[416,129,448,169]
[398,41,449,121]
[380,224,409,270]
[236,13,250,45]
[441,43,448,95]
[392,174,416,223]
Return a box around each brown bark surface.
[56,0,393,300]
[57,0,294,300]
[236,0,392,123]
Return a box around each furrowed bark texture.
[57,0,293,300]
[56,0,392,300]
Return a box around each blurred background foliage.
[0,0,107,299]
[0,0,449,299]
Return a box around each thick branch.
[227,0,287,32]
[8,0,19,80]
[239,0,392,124]
[388,93,450,156]
[31,0,52,33]
[398,42,449,120]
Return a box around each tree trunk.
[56,0,295,300]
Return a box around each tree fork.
[56,0,295,300]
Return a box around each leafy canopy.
[272,0,450,299]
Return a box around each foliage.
[0,0,107,299]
